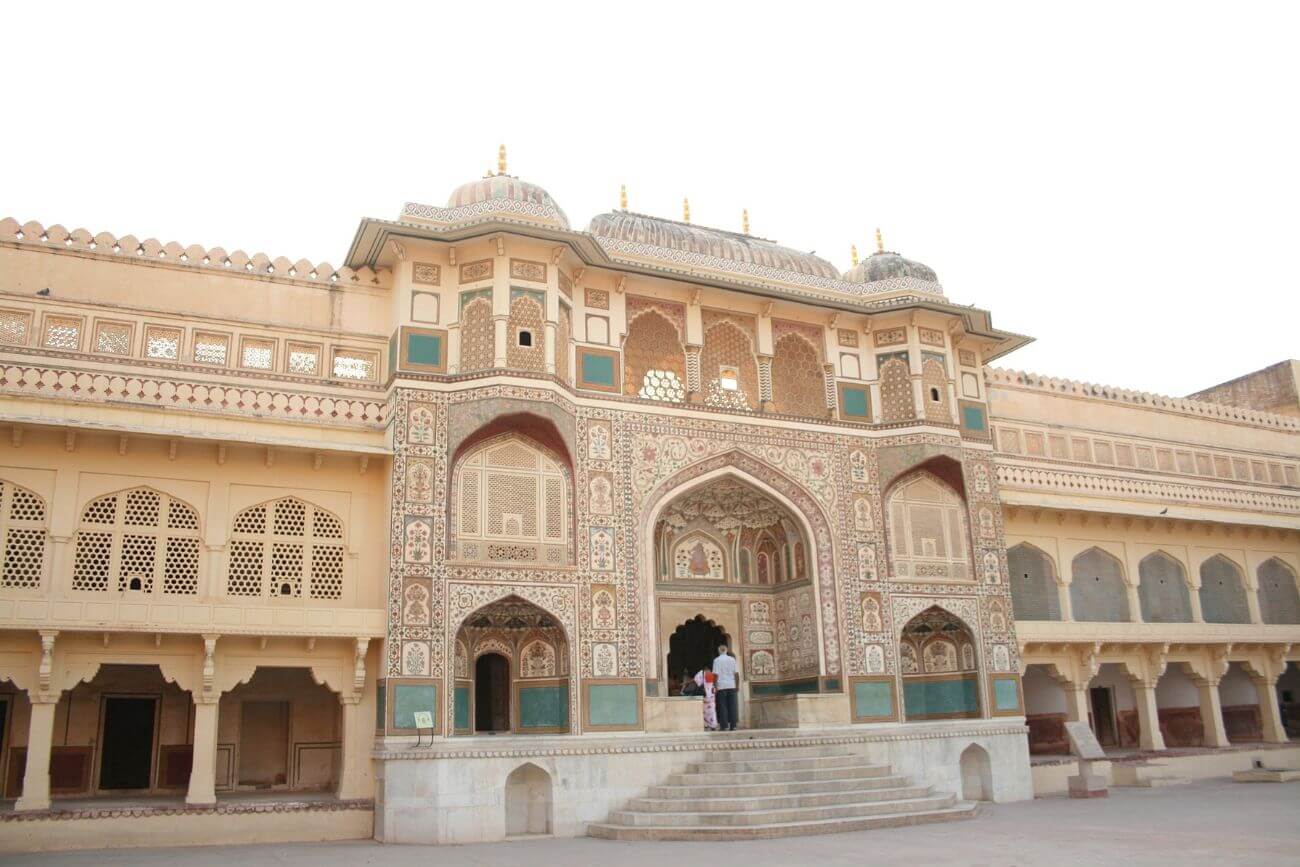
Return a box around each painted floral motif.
[589,527,615,571]
[978,507,994,539]
[858,544,876,581]
[750,649,776,677]
[404,518,432,564]
[589,474,613,514]
[593,642,618,677]
[992,644,1011,672]
[407,459,433,504]
[454,640,468,679]
[408,404,435,444]
[521,639,557,678]
[591,587,617,630]
[588,421,612,461]
[899,642,918,674]
[854,497,874,533]
[860,592,883,632]
[923,638,958,673]
[988,598,1008,633]
[865,644,885,673]
[747,600,771,626]
[402,641,429,676]
[403,582,431,625]
[850,450,868,483]
[972,463,991,495]
[982,550,1001,584]
[961,643,976,670]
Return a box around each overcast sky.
[5,2,1296,397]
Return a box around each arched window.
[452,434,570,566]
[900,607,980,720]
[1257,558,1300,624]
[878,354,914,422]
[226,498,345,599]
[1137,552,1192,623]
[921,355,951,422]
[700,317,759,410]
[886,472,970,580]
[1070,547,1129,622]
[73,488,201,594]
[770,333,824,417]
[623,309,686,403]
[0,480,47,589]
[1007,543,1060,620]
[1199,555,1250,624]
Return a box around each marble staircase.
[588,740,978,840]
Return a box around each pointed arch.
[699,318,759,410]
[0,478,48,589]
[73,486,202,595]
[1198,554,1250,624]
[226,496,346,600]
[770,332,825,417]
[505,762,552,835]
[1007,542,1060,620]
[1257,557,1300,624]
[1070,547,1130,622]
[1137,550,1192,623]
[459,293,494,372]
[900,606,980,720]
[884,469,971,581]
[623,308,686,402]
[506,291,546,372]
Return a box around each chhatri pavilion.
[0,148,1296,850]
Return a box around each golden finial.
[620,184,628,211]
[683,198,691,224]
[497,144,507,176]
[875,227,884,253]
[851,244,859,267]
[742,209,750,235]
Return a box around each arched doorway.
[475,654,510,733]
[454,595,570,735]
[900,606,980,721]
[505,762,552,836]
[667,616,729,687]
[959,744,993,801]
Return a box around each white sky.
[5,2,1296,397]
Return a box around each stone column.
[822,362,836,419]
[1194,677,1229,748]
[1059,579,1075,622]
[1251,672,1288,743]
[757,355,773,410]
[16,698,58,811]
[447,324,461,374]
[685,345,702,403]
[1065,683,1091,724]
[337,695,370,800]
[492,314,509,369]
[1188,587,1205,623]
[186,698,220,805]
[1132,680,1166,751]
[1125,583,1144,623]
[543,321,557,374]
[1245,583,1264,624]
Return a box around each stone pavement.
[5,778,1298,866]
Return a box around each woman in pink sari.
[694,666,719,731]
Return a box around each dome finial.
[875,227,884,254]
[683,197,691,224]
[742,209,750,235]
[497,144,507,176]
[620,184,628,211]
[851,244,859,267]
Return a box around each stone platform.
[372,720,1031,844]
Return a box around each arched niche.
[1258,558,1300,624]
[1007,543,1060,621]
[899,606,980,721]
[1198,554,1250,624]
[884,467,971,581]
[1137,551,1192,623]
[1070,547,1130,622]
[504,762,552,836]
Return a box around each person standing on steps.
[712,644,740,731]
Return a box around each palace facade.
[0,154,1296,850]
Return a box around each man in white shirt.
[712,644,740,731]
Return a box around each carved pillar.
[186,698,220,805]
[492,314,509,369]
[1065,684,1091,723]
[1131,680,1166,751]
[1188,586,1205,623]
[16,698,58,811]
[1194,676,1229,748]
[1125,583,1144,623]
[336,638,371,799]
[1245,581,1264,624]
[1058,578,1075,622]
[822,362,836,418]
[685,344,702,403]
[543,321,557,374]
[447,324,461,375]
[757,355,773,410]
[1251,671,1288,743]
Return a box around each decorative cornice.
[0,217,392,291]
[986,367,1300,432]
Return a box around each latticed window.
[453,435,569,565]
[886,473,970,580]
[0,480,48,589]
[623,310,686,403]
[226,498,346,600]
[71,488,201,594]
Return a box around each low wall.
[0,800,373,854]
[1030,744,1300,796]
[373,720,1033,844]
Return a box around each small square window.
[41,316,82,350]
[240,337,276,370]
[719,365,740,391]
[144,325,182,360]
[517,330,533,347]
[93,321,133,356]
[287,342,321,376]
[332,349,377,381]
[193,332,229,366]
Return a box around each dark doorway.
[99,697,156,790]
[475,653,511,732]
[1090,687,1117,747]
[667,616,729,687]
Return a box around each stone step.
[1112,762,1188,788]
[689,754,876,774]
[588,802,979,841]
[703,745,861,761]
[615,790,951,825]
[649,773,912,800]
[668,764,891,787]
[628,784,933,813]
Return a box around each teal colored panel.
[407,333,442,366]
[581,353,615,387]
[823,678,841,692]
[842,387,870,418]
[375,681,386,730]
[519,685,569,729]
[393,684,437,729]
[387,333,398,378]
[993,677,1020,711]
[903,677,979,718]
[751,678,820,696]
[454,685,471,731]
[962,405,987,431]
[588,684,639,727]
[854,681,894,718]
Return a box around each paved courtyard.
[5,779,1299,866]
